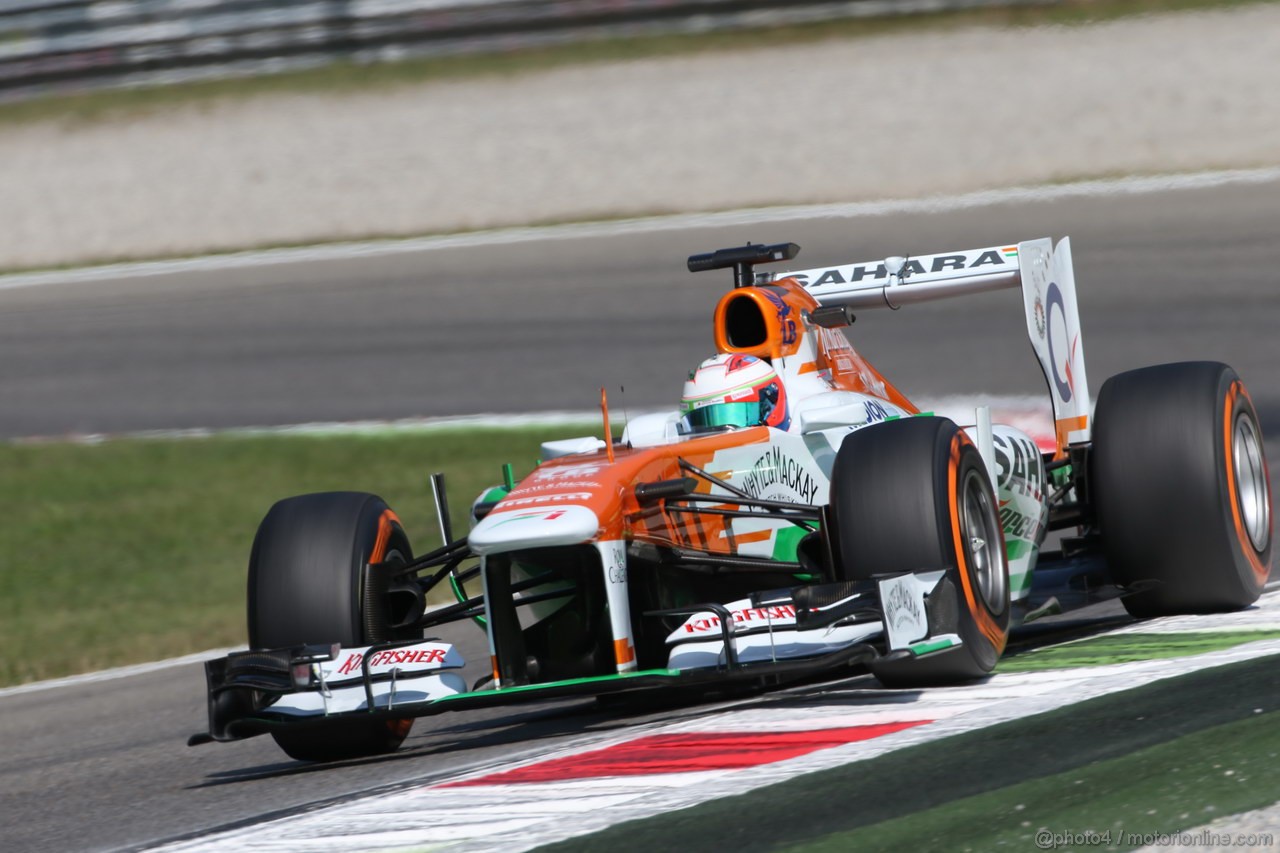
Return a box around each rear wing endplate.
[779,238,1091,452]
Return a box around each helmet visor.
[681,401,762,433]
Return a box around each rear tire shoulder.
[1092,361,1271,616]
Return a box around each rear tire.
[829,417,1010,686]
[1092,362,1272,617]
[248,491,418,762]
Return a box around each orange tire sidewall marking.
[371,507,412,737]
[371,508,401,563]
[1223,382,1271,585]
[947,434,1007,655]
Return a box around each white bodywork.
[664,571,954,670]
[469,503,598,555]
[268,641,467,717]
[784,237,1091,453]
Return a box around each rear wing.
[779,238,1091,452]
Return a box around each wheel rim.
[961,469,1006,614]
[1233,414,1271,552]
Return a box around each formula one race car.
[191,237,1273,762]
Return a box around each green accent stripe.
[998,630,1280,672]
[436,668,682,700]
[771,526,808,562]
[448,572,486,628]
[1004,539,1035,560]
[480,485,509,503]
[909,638,956,656]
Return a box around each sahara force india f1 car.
[191,237,1273,762]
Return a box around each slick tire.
[248,491,418,762]
[1092,362,1272,617]
[829,416,1010,686]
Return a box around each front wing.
[191,572,964,746]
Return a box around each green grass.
[997,630,1280,671]
[790,708,1280,852]
[0,0,1274,129]
[0,425,597,687]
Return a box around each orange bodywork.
[490,426,774,549]
[713,278,917,414]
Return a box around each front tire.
[1092,362,1272,617]
[248,491,418,762]
[829,416,1010,686]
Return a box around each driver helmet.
[680,354,791,434]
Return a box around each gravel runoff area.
[2,5,1280,270]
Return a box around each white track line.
[0,647,244,700]
[7,409,664,445]
[2,167,1279,292]
[8,396,1054,445]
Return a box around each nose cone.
[468,504,600,555]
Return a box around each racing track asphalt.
[1,176,1279,852]
[2,174,1280,439]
